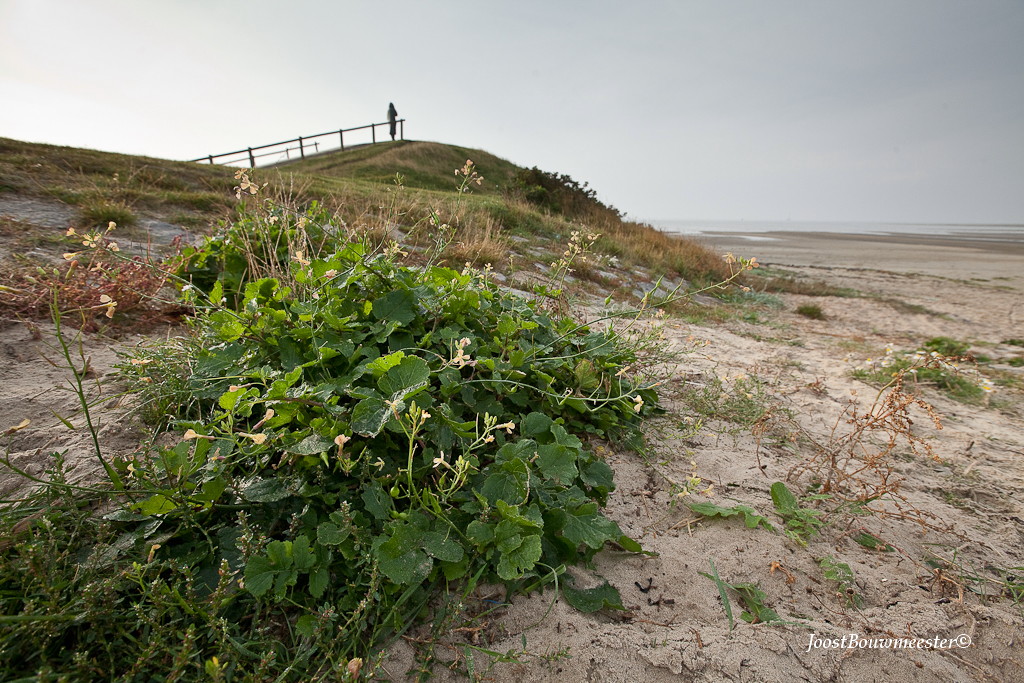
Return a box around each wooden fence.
[188,119,406,167]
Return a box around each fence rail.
[188,119,406,167]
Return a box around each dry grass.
[0,253,184,331]
[747,273,858,297]
[442,217,509,268]
[596,217,732,283]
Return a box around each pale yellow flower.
[183,429,215,441]
[334,433,351,458]
[99,294,117,318]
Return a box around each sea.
[650,219,1024,243]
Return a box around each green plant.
[699,560,782,627]
[851,343,988,403]
[681,374,777,432]
[818,557,862,607]
[688,501,776,531]
[509,167,621,224]
[0,184,679,680]
[770,482,827,544]
[923,336,970,357]
[852,531,894,552]
[78,198,138,228]
[795,304,826,320]
[0,144,759,680]
[131,213,654,635]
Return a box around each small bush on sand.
[796,304,826,320]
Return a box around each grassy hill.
[273,140,523,195]
[0,136,732,320]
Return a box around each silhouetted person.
[388,103,398,141]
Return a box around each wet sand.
[691,230,1024,282]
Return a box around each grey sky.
[2,0,1022,224]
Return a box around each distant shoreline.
[705,229,1024,253]
[651,219,1024,240]
[684,228,1024,281]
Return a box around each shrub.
[851,344,988,403]
[78,198,137,228]
[922,336,970,358]
[796,304,826,320]
[2,199,661,680]
[509,167,621,223]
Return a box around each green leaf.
[732,583,781,624]
[218,387,244,411]
[296,614,318,638]
[422,531,464,563]
[292,535,315,572]
[573,359,600,391]
[698,559,735,631]
[372,289,417,324]
[562,580,624,613]
[317,522,349,546]
[309,567,329,599]
[496,533,542,580]
[550,423,583,449]
[366,350,405,376]
[770,481,799,515]
[521,412,553,438]
[853,532,894,552]
[495,499,543,529]
[535,443,578,484]
[480,460,528,505]
[688,502,776,532]
[351,396,390,437]
[241,477,291,503]
[378,356,431,400]
[284,434,335,456]
[244,540,295,599]
[195,476,227,504]
[135,494,177,516]
[373,524,433,585]
[562,506,622,549]
[581,460,614,491]
[209,279,223,306]
[496,314,518,337]
[243,556,276,598]
[615,535,645,553]
[466,520,494,546]
[361,482,393,521]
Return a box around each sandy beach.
[382,231,1024,681]
[3,215,1023,681]
[691,229,1024,283]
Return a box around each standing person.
[387,103,398,141]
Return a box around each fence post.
[247,147,255,168]
[339,129,344,150]
[400,120,404,141]
[298,136,304,159]
[372,125,376,144]
[208,155,214,165]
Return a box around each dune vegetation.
[0,137,749,680]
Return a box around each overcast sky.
[2,0,1022,224]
